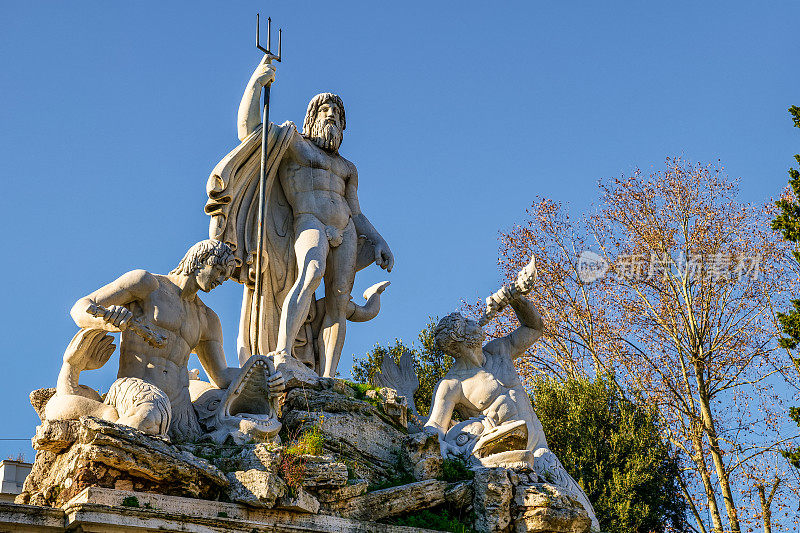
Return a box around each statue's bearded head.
[303,93,345,153]
[434,312,485,357]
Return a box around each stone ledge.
[61,487,442,533]
[0,501,64,532]
[322,479,450,521]
[0,488,446,533]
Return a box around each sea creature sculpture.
[190,355,284,444]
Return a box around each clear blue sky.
[1,1,798,467]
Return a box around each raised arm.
[70,269,159,332]
[345,168,394,272]
[237,56,276,141]
[484,294,544,359]
[195,306,237,389]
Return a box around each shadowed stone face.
[433,313,485,357]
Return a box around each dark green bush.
[531,374,687,533]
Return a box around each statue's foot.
[267,350,319,389]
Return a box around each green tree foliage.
[530,375,687,533]
[771,105,800,470]
[352,318,451,417]
[785,407,800,469]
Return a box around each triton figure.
[59,240,273,441]
[423,265,599,530]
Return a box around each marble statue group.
[37,54,598,527]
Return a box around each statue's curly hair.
[302,93,346,136]
[170,239,235,276]
[434,312,468,356]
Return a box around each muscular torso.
[278,134,356,230]
[439,347,542,450]
[117,275,208,401]
[450,348,528,424]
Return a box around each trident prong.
[256,13,281,62]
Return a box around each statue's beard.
[309,121,343,152]
[464,331,484,349]
[461,332,486,367]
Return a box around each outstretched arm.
[237,56,276,141]
[70,270,159,332]
[484,294,544,359]
[345,169,394,272]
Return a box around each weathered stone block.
[301,456,349,488]
[401,431,443,480]
[282,384,407,483]
[513,483,591,533]
[366,387,408,428]
[473,467,513,533]
[32,419,80,453]
[323,479,449,521]
[314,480,369,503]
[277,487,321,514]
[227,469,287,508]
[19,418,228,507]
[516,507,592,533]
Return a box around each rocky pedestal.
[473,467,592,533]
[18,417,228,507]
[280,378,410,484]
[17,378,592,533]
[514,482,593,533]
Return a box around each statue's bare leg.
[276,214,329,358]
[320,220,357,377]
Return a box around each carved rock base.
[472,467,592,533]
[18,418,228,507]
[18,381,593,533]
[281,378,409,484]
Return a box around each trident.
[252,14,282,354]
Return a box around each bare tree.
[487,158,799,533]
[480,198,621,385]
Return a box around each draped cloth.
[205,121,315,367]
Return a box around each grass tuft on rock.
[121,496,140,508]
[383,507,475,532]
[285,423,324,456]
[439,456,474,483]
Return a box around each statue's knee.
[301,260,324,289]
